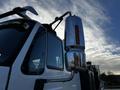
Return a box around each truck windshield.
[0,28,27,66]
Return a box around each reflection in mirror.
[66,51,81,71]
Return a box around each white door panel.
[44,73,81,90]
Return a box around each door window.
[0,28,27,66]
[21,29,46,75]
[47,33,64,70]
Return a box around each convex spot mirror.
[66,51,82,71]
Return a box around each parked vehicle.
[0,6,101,90]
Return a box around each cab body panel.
[44,73,81,90]
[6,22,82,90]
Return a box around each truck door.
[7,22,41,90]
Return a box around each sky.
[0,0,120,74]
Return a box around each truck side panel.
[44,73,81,90]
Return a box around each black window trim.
[21,27,64,75]
[21,26,46,75]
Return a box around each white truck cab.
[0,6,101,90]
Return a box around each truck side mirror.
[66,50,82,71]
[64,15,86,71]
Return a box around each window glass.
[47,33,63,70]
[22,29,46,75]
[0,28,26,66]
[66,51,81,71]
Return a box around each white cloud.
[0,0,120,74]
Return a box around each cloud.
[0,0,120,74]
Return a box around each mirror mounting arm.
[49,11,71,31]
